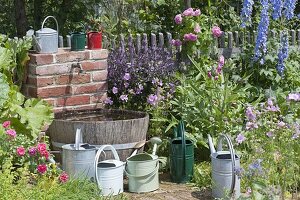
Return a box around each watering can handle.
[94,145,121,187]
[179,120,186,177]
[41,16,59,37]
[75,128,83,150]
[217,134,236,195]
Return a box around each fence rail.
[60,29,300,58]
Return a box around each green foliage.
[192,162,211,189]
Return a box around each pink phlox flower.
[182,8,194,16]
[112,87,118,94]
[212,26,223,38]
[194,23,201,33]
[37,143,47,154]
[171,39,182,46]
[208,71,212,78]
[40,150,49,159]
[184,33,198,41]
[214,76,219,80]
[287,93,300,101]
[120,94,128,102]
[28,147,37,156]
[218,55,225,66]
[6,129,16,138]
[174,14,183,24]
[2,121,11,128]
[236,133,246,144]
[104,97,113,105]
[16,146,26,156]
[193,9,201,16]
[246,121,258,130]
[123,73,131,81]
[59,172,69,183]
[37,164,47,174]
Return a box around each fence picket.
[136,33,141,53]
[297,29,300,47]
[234,31,239,47]
[290,30,296,46]
[228,32,233,48]
[151,33,157,48]
[159,33,164,47]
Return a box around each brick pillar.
[22,48,108,113]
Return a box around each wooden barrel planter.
[46,109,149,161]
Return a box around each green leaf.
[0,47,13,71]
[0,73,9,108]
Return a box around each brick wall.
[22,48,108,113]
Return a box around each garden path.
[123,172,211,200]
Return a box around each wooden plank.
[142,33,148,52]
[227,32,233,48]
[102,35,108,49]
[120,34,125,51]
[234,31,239,47]
[290,30,296,46]
[166,32,173,52]
[66,35,71,47]
[151,33,157,48]
[220,32,225,48]
[59,35,64,48]
[297,29,300,47]
[136,33,141,53]
[159,32,164,47]
[253,31,257,44]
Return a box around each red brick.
[56,73,91,85]
[72,82,107,94]
[29,53,54,65]
[29,64,70,75]
[88,49,108,60]
[81,60,107,71]
[27,76,54,87]
[92,70,107,82]
[37,86,71,98]
[56,95,90,106]
[55,50,89,63]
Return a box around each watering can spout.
[208,134,216,154]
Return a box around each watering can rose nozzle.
[208,134,216,154]
[150,137,162,156]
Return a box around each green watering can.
[71,24,86,51]
[169,120,194,183]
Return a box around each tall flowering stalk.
[253,0,270,64]
[240,0,254,27]
[270,0,283,20]
[276,32,289,76]
[283,0,297,20]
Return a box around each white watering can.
[33,16,59,53]
[94,145,124,196]
[208,134,240,199]
[62,128,97,180]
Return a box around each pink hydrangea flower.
[183,33,198,41]
[37,164,47,174]
[193,9,201,16]
[182,8,194,16]
[212,26,223,38]
[171,39,182,46]
[174,14,182,24]
[59,172,69,183]
[6,129,16,138]
[2,121,11,128]
[194,23,201,33]
[16,146,26,156]
[37,143,47,154]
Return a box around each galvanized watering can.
[34,16,59,53]
[208,134,240,199]
[62,128,97,179]
[124,137,161,193]
[169,120,194,183]
[94,145,124,196]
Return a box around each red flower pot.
[87,31,102,49]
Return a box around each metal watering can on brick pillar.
[208,134,241,199]
[34,16,59,53]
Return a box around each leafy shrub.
[193,162,211,189]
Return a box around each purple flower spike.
[246,107,256,121]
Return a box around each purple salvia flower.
[277,32,289,76]
[104,97,113,105]
[283,0,297,20]
[270,0,283,20]
[120,94,128,102]
[240,0,254,27]
[287,93,300,101]
[147,94,158,106]
[123,73,131,81]
[246,107,256,121]
[254,0,270,64]
[112,87,118,94]
[236,133,246,144]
